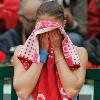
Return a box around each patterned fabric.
[17,20,80,99]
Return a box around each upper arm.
[13,45,26,82]
[74,47,88,87]
[78,47,88,69]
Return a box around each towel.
[17,20,80,100]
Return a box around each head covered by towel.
[17,1,80,69]
[17,20,80,69]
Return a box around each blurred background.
[0,0,100,100]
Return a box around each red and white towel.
[17,20,80,100]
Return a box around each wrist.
[54,48,63,59]
[39,49,48,63]
[54,46,62,52]
[40,47,48,51]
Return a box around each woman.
[13,1,88,100]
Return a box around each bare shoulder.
[77,47,88,67]
[13,45,23,60]
[77,47,88,56]
[14,45,23,54]
[14,45,23,52]
[13,45,25,70]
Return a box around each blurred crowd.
[0,0,100,68]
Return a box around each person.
[83,0,100,68]
[88,0,100,38]
[55,0,87,46]
[18,0,46,42]
[0,0,45,63]
[13,1,88,100]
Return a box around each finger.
[41,33,44,38]
[40,34,43,43]
[57,29,62,36]
[43,33,45,38]
[38,35,41,42]
[45,32,48,38]
[49,30,56,43]
[51,30,56,38]
[49,32,53,43]
[47,32,49,39]
[44,33,48,41]
[39,34,42,41]
[52,29,59,40]
[54,29,59,37]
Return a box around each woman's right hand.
[49,29,63,51]
[38,32,49,51]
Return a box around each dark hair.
[36,1,64,22]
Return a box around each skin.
[19,0,74,34]
[13,14,88,100]
[18,0,74,43]
[50,30,87,98]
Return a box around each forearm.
[55,49,81,91]
[14,62,43,97]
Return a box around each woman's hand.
[49,29,63,50]
[38,32,49,51]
